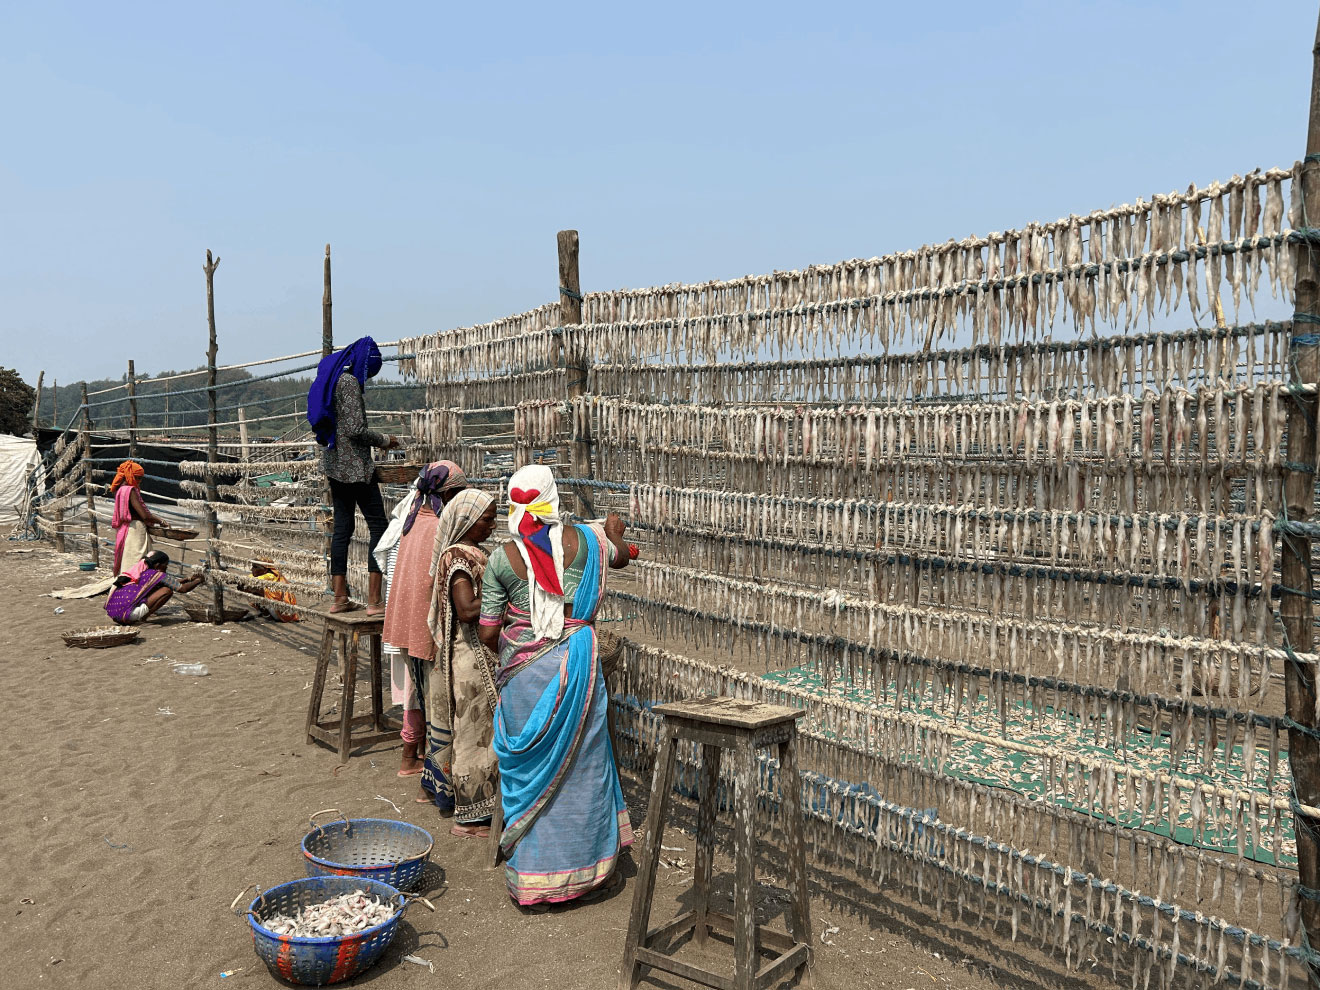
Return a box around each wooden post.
[557,229,594,516]
[127,359,138,458]
[31,371,43,431]
[79,383,100,567]
[1284,16,1320,983]
[322,244,334,357]
[204,250,225,622]
[164,380,170,432]
[238,406,249,461]
[321,244,334,591]
[51,379,57,435]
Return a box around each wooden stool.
[305,612,398,763]
[620,697,812,990]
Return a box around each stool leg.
[338,632,358,763]
[306,625,334,744]
[732,736,758,990]
[779,734,813,985]
[369,633,385,731]
[693,743,722,946]
[618,724,679,990]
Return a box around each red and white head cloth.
[506,464,566,641]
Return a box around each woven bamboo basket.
[374,462,420,484]
[181,601,251,624]
[63,626,140,649]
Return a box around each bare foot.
[329,597,360,614]
[415,786,433,804]
[398,753,424,777]
[365,601,385,616]
[450,823,490,839]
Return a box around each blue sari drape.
[492,525,632,904]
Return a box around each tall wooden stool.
[620,698,812,990]
[305,612,397,763]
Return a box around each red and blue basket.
[301,810,433,892]
[246,876,420,985]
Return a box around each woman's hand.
[384,435,401,450]
[604,513,626,541]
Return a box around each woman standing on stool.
[307,335,398,614]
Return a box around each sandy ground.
[0,544,1105,990]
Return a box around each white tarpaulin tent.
[0,434,40,526]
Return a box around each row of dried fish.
[400,167,1301,371]
[424,368,565,410]
[612,563,1280,702]
[627,482,1276,590]
[588,383,1288,469]
[599,445,1284,519]
[588,321,1291,405]
[259,890,396,938]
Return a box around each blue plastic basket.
[301,811,433,892]
[246,876,406,985]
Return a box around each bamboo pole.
[31,371,43,431]
[558,229,594,516]
[238,406,249,461]
[79,383,99,567]
[204,250,225,622]
[127,359,138,458]
[320,244,334,591]
[322,244,333,358]
[1284,14,1320,983]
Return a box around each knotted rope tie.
[559,285,584,301]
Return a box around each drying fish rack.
[301,811,433,892]
[246,876,406,985]
[62,626,139,649]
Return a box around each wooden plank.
[704,913,794,954]
[643,909,697,948]
[618,725,679,990]
[633,947,732,990]
[368,632,386,731]
[654,698,805,731]
[753,945,809,989]
[306,625,334,743]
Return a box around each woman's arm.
[476,548,510,652]
[451,573,481,625]
[604,513,630,569]
[128,488,164,528]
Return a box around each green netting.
[761,664,1296,868]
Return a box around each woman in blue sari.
[477,465,633,906]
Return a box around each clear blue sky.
[1,0,1313,385]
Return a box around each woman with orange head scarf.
[110,460,163,575]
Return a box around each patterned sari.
[490,524,634,905]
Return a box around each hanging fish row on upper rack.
[399,167,1304,378]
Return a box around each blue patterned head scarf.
[307,336,383,448]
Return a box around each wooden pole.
[204,250,225,622]
[1284,15,1320,983]
[79,383,99,567]
[322,244,334,357]
[31,371,43,431]
[51,379,57,435]
[321,245,334,592]
[238,406,249,461]
[164,380,170,433]
[557,230,594,516]
[127,359,138,458]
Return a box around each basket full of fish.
[301,810,434,892]
[245,875,433,985]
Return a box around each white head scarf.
[506,464,565,641]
